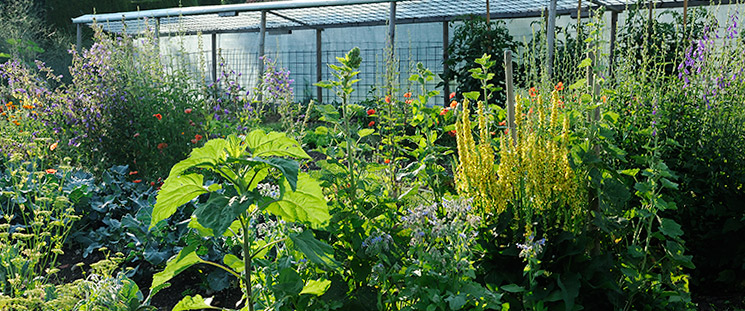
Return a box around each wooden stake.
[504,50,516,144]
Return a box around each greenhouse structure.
[72,0,729,104]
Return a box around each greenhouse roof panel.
[72,0,729,35]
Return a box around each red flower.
[129,171,138,175]
[440,108,448,116]
[448,130,457,137]
[529,87,537,97]
[555,82,564,91]
[45,169,57,174]
[150,181,156,186]
[368,121,375,127]
[449,92,456,99]
[385,95,391,104]
[184,108,193,114]
[384,159,391,164]
[450,100,458,108]
[403,92,412,98]
[367,109,375,116]
[405,99,413,105]
[157,142,168,150]
[133,179,142,183]
[191,134,203,144]
[153,113,163,120]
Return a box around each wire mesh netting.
[161,42,449,105]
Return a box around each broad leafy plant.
[148,129,334,311]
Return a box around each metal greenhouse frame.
[72,0,733,104]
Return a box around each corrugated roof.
[72,0,732,35]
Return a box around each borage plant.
[148,129,336,311]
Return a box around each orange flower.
[191,134,203,144]
[448,130,457,137]
[384,159,391,164]
[498,120,507,126]
[129,171,138,175]
[440,108,448,116]
[403,92,412,98]
[157,142,168,150]
[133,179,142,183]
[50,142,58,151]
[450,100,458,108]
[528,107,534,115]
[367,109,375,116]
[184,108,193,114]
[45,169,57,174]
[555,82,564,91]
[529,87,537,97]
[449,92,456,99]
[153,113,163,120]
[368,121,375,127]
[384,95,391,104]
[601,95,607,103]
[405,99,413,105]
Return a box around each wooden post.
[504,50,516,144]
[259,10,267,74]
[546,0,557,81]
[587,45,600,122]
[443,20,450,107]
[486,0,491,30]
[154,18,160,50]
[316,29,323,103]
[387,2,396,97]
[211,33,217,84]
[609,11,618,80]
[647,0,653,45]
[76,24,82,53]
[576,0,582,33]
[683,0,689,33]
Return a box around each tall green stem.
[242,215,254,311]
[342,89,357,203]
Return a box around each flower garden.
[1,1,745,310]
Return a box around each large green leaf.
[659,218,683,238]
[289,230,339,269]
[150,174,211,229]
[300,279,331,296]
[151,246,202,291]
[246,129,310,159]
[172,295,219,311]
[235,157,299,191]
[169,138,229,177]
[273,268,303,297]
[188,217,241,237]
[223,254,244,273]
[193,193,252,237]
[265,173,330,228]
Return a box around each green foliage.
[441,16,518,105]
[150,130,333,310]
[0,157,80,297]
